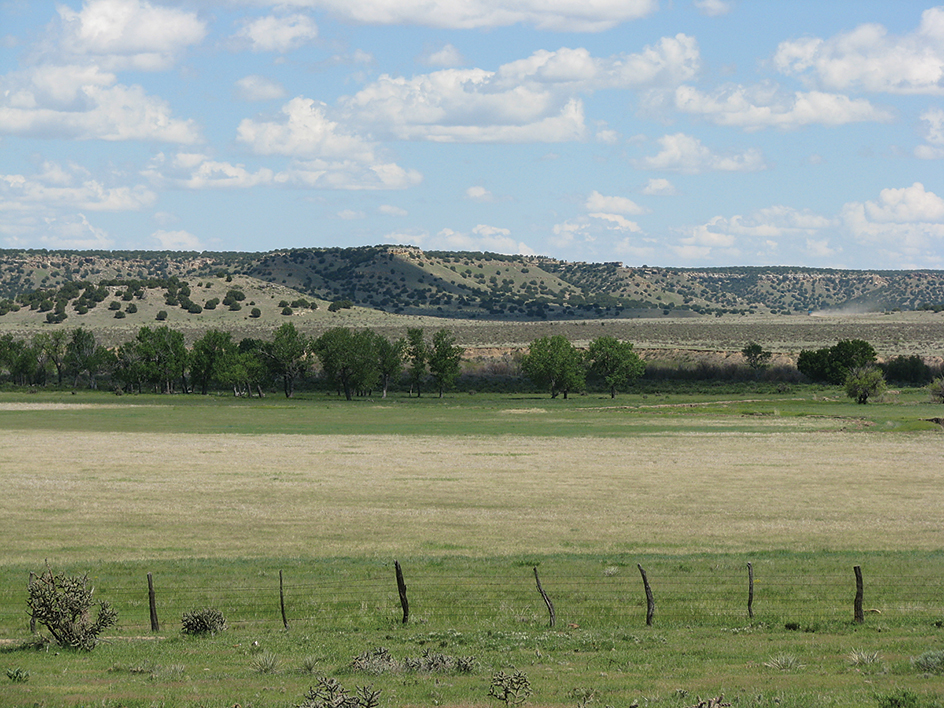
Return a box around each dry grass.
[3,427,943,565]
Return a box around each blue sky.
[1,0,944,269]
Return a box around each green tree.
[264,322,309,398]
[373,333,405,399]
[36,330,69,385]
[845,365,886,404]
[741,342,772,371]
[132,325,188,394]
[65,327,110,389]
[217,339,268,397]
[587,336,644,398]
[406,327,428,397]
[522,335,585,399]
[190,329,235,395]
[797,339,876,385]
[313,328,379,400]
[428,329,464,397]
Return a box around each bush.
[250,307,261,318]
[928,377,944,403]
[299,677,382,708]
[845,365,886,404]
[912,649,944,674]
[328,299,353,312]
[181,607,226,635]
[27,567,117,650]
[281,306,293,316]
[156,310,168,321]
[108,301,121,311]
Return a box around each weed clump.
[488,670,532,706]
[349,647,476,675]
[912,649,944,674]
[299,677,381,708]
[181,607,226,636]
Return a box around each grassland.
[1,390,944,707]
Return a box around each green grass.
[2,390,944,706]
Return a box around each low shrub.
[181,607,226,636]
[27,567,117,651]
[912,649,944,674]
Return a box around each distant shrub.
[229,302,242,311]
[108,301,121,311]
[125,303,137,314]
[250,307,261,318]
[113,310,126,319]
[928,377,944,404]
[912,649,944,674]
[156,310,168,321]
[181,608,225,636]
[328,299,353,312]
[281,306,293,315]
[187,303,203,314]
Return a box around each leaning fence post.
[747,562,755,619]
[533,567,555,628]
[638,564,654,626]
[147,572,160,633]
[853,565,864,624]
[395,560,409,624]
[279,570,289,630]
[28,572,36,633]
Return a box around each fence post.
[279,570,289,630]
[28,572,36,633]
[638,564,654,626]
[853,565,864,624]
[747,562,754,619]
[147,572,160,633]
[395,560,409,624]
[533,567,555,628]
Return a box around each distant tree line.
[0,327,940,400]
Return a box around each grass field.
[2,390,944,707]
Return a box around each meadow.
[2,388,944,707]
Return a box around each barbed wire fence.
[3,559,943,637]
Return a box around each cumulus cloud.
[465,186,494,201]
[50,0,206,71]
[585,190,647,215]
[143,152,275,189]
[693,0,734,17]
[337,209,365,220]
[642,178,677,195]
[1,213,114,249]
[153,228,202,250]
[233,14,318,53]
[235,75,287,102]
[774,7,944,94]
[340,36,700,143]
[418,43,466,67]
[379,204,408,216]
[635,133,766,173]
[302,0,658,32]
[394,224,534,254]
[1,160,156,211]
[664,83,894,130]
[916,108,944,159]
[0,66,200,142]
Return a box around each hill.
[1,247,944,337]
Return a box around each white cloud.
[234,14,318,53]
[465,186,494,201]
[235,75,287,102]
[854,182,944,223]
[52,0,206,71]
[588,212,641,231]
[642,178,676,195]
[693,0,733,17]
[0,212,114,249]
[774,7,944,95]
[153,228,202,250]
[337,209,365,220]
[419,43,465,68]
[1,161,156,211]
[666,83,894,130]
[341,37,699,143]
[0,66,200,143]
[302,0,658,32]
[432,225,535,254]
[916,108,944,159]
[379,204,408,216]
[635,133,766,173]
[585,190,647,215]
[595,127,620,144]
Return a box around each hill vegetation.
[1,247,944,331]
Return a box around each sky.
[1,1,944,270]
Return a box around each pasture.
[2,390,944,707]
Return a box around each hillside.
[1,247,944,333]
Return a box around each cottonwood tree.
[741,342,772,370]
[428,329,464,397]
[65,328,112,389]
[406,327,428,397]
[374,332,405,398]
[190,329,235,395]
[845,365,886,404]
[264,322,309,398]
[797,339,876,385]
[587,335,644,398]
[313,327,379,400]
[522,335,585,399]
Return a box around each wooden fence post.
[533,567,555,628]
[28,572,36,633]
[853,565,864,624]
[395,560,409,624]
[638,564,654,626]
[279,570,289,630]
[747,562,754,619]
[147,572,160,633]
